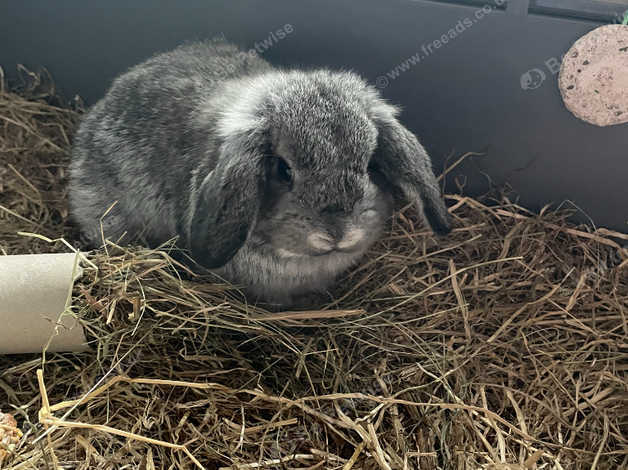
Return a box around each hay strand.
[0,68,626,470]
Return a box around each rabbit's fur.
[70,41,450,305]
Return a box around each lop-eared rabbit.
[70,41,450,305]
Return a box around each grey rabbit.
[69,41,451,305]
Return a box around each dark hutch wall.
[1,0,626,230]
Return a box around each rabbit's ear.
[371,102,451,235]
[189,136,265,268]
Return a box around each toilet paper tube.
[0,252,89,354]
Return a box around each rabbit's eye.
[276,158,293,184]
[368,160,381,174]
[368,159,389,187]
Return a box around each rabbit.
[69,40,451,306]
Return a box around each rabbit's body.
[70,41,450,305]
[71,42,270,248]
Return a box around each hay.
[0,70,627,470]
[0,66,81,256]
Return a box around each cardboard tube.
[0,253,88,354]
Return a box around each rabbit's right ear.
[189,135,265,268]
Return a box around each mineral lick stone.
[559,24,628,127]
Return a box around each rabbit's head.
[190,71,450,268]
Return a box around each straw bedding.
[0,69,627,470]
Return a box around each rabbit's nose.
[337,228,365,251]
[321,203,345,215]
[307,232,334,253]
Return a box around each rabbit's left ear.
[188,135,265,268]
[370,101,451,235]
